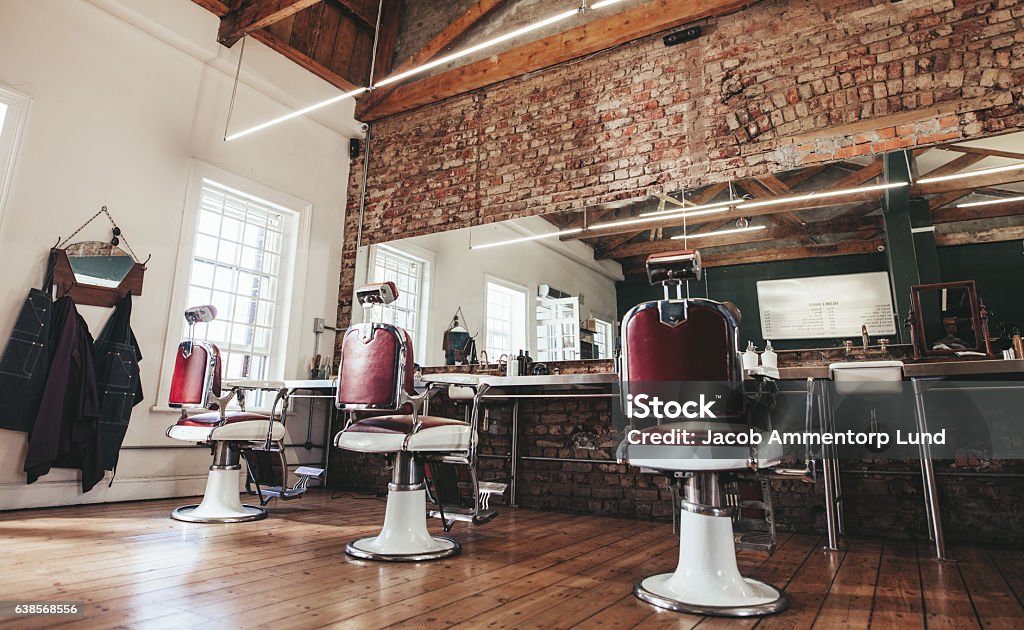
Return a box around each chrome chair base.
[345,536,461,562]
[634,577,788,617]
[170,504,267,523]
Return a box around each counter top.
[422,359,1024,389]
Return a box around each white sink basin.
[829,361,904,395]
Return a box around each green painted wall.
[937,240,1024,341]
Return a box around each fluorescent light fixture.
[471,227,583,250]
[589,210,692,230]
[957,195,1024,208]
[918,163,1024,185]
[736,182,907,210]
[670,225,766,240]
[375,9,580,88]
[639,199,737,217]
[591,0,628,7]
[225,87,368,141]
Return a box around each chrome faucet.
[479,350,489,369]
[861,324,869,351]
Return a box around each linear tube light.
[588,210,693,231]
[227,1,632,140]
[957,195,1024,208]
[735,182,908,210]
[917,163,1024,185]
[639,199,737,217]
[471,227,583,250]
[375,9,580,87]
[670,225,766,240]
[225,87,368,141]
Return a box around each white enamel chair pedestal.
[345,487,460,562]
[634,507,787,616]
[170,466,266,523]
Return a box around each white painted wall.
[354,216,624,366]
[0,0,355,509]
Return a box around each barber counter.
[329,356,1024,555]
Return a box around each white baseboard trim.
[0,474,210,511]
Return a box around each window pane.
[185,179,293,383]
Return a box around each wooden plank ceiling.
[553,143,1024,273]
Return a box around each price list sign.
[757,272,896,340]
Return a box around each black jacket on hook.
[92,293,143,472]
[0,253,57,434]
[24,296,104,493]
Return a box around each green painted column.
[882,150,940,343]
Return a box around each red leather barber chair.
[618,250,787,616]
[334,282,486,561]
[165,305,308,523]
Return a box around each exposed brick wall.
[333,0,1024,543]
[339,0,1024,331]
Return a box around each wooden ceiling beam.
[565,188,886,241]
[219,0,325,47]
[941,144,1024,162]
[357,0,752,120]
[620,238,887,274]
[599,216,883,260]
[912,163,1024,195]
[336,0,376,27]
[936,223,1024,246]
[933,199,1024,224]
[919,153,986,181]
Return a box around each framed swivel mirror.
[908,280,993,359]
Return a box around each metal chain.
[58,205,141,263]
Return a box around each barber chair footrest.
[428,507,498,526]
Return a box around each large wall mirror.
[353,130,1024,366]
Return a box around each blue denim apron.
[92,293,143,472]
[0,252,56,433]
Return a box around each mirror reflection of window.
[370,244,428,357]
[485,279,527,360]
[593,318,614,360]
[537,296,580,361]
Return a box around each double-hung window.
[369,244,428,358]
[183,178,299,381]
[0,85,30,229]
[485,278,528,359]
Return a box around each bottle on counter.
[506,351,520,377]
[762,340,778,370]
[1012,330,1023,360]
[742,341,760,371]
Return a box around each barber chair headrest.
[356,282,399,307]
[646,249,702,286]
[184,304,217,324]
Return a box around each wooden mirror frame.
[51,246,145,308]
[908,280,992,359]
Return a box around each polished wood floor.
[0,490,1021,629]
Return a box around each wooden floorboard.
[0,491,1019,629]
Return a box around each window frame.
[364,242,432,362]
[156,160,311,408]
[484,274,529,361]
[0,84,31,233]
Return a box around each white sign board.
[757,272,896,340]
